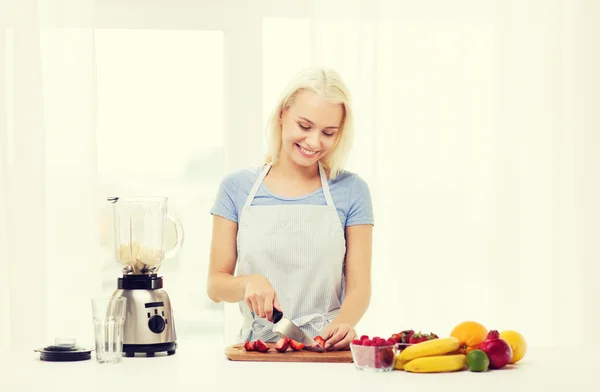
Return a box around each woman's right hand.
[244,274,281,322]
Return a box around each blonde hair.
[264,66,354,180]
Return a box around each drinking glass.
[91,297,127,364]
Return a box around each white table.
[1,339,597,392]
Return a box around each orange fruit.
[450,321,488,353]
[499,330,527,363]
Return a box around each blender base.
[123,342,177,357]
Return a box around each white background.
[1,0,599,352]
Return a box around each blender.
[107,196,184,357]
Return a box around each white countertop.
[1,339,597,392]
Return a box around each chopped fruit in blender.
[274,337,289,353]
[244,341,255,351]
[252,339,270,353]
[289,339,305,351]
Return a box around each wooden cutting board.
[224,343,354,363]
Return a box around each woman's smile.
[296,143,320,158]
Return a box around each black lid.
[118,273,163,290]
[36,345,92,362]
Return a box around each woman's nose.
[306,130,321,148]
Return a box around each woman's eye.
[298,123,310,130]
[323,132,334,137]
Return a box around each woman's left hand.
[320,323,357,351]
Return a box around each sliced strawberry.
[243,341,255,351]
[289,339,305,351]
[314,336,326,348]
[252,339,270,353]
[274,337,289,353]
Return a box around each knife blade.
[271,308,325,352]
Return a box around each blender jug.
[108,197,184,274]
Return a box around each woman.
[207,66,373,351]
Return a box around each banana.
[403,354,466,373]
[393,356,406,370]
[397,336,461,362]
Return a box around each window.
[95,29,225,338]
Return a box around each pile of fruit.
[388,321,527,373]
[350,335,397,371]
[243,335,326,353]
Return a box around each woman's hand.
[320,322,357,351]
[244,274,281,322]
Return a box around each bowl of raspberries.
[350,335,398,372]
[390,329,439,352]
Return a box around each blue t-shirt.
[210,166,374,229]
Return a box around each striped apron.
[235,161,347,343]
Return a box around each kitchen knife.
[271,308,325,352]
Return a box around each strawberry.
[391,333,402,343]
[409,333,428,344]
[252,339,270,353]
[274,337,289,353]
[375,347,396,368]
[243,341,255,351]
[399,329,415,344]
[427,333,439,340]
[289,339,305,351]
[314,335,326,348]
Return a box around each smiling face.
[279,90,345,169]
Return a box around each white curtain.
[1,0,599,351]
[1,0,97,351]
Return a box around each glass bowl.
[350,343,398,372]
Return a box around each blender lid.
[35,338,93,362]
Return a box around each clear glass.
[108,196,184,274]
[91,297,127,364]
[350,343,398,372]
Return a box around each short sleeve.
[346,175,374,227]
[210,172,239,223]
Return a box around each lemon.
[500,330,527,363]
[466,349,489,372]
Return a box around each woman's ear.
[278,106,285,125]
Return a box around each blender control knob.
[148,315,166,334]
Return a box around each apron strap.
[318,161,334,207]
[243,163,272,209]
[243,161,333,210]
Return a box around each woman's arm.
[331,223,373,327]
[321,223,373,349]
[206,215,280,321]
[206,215,250,303]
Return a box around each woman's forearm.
[330,287,371,328]
[207,272,251,304]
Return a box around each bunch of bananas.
[394,337,466,373]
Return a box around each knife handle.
[272,308,283,324]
